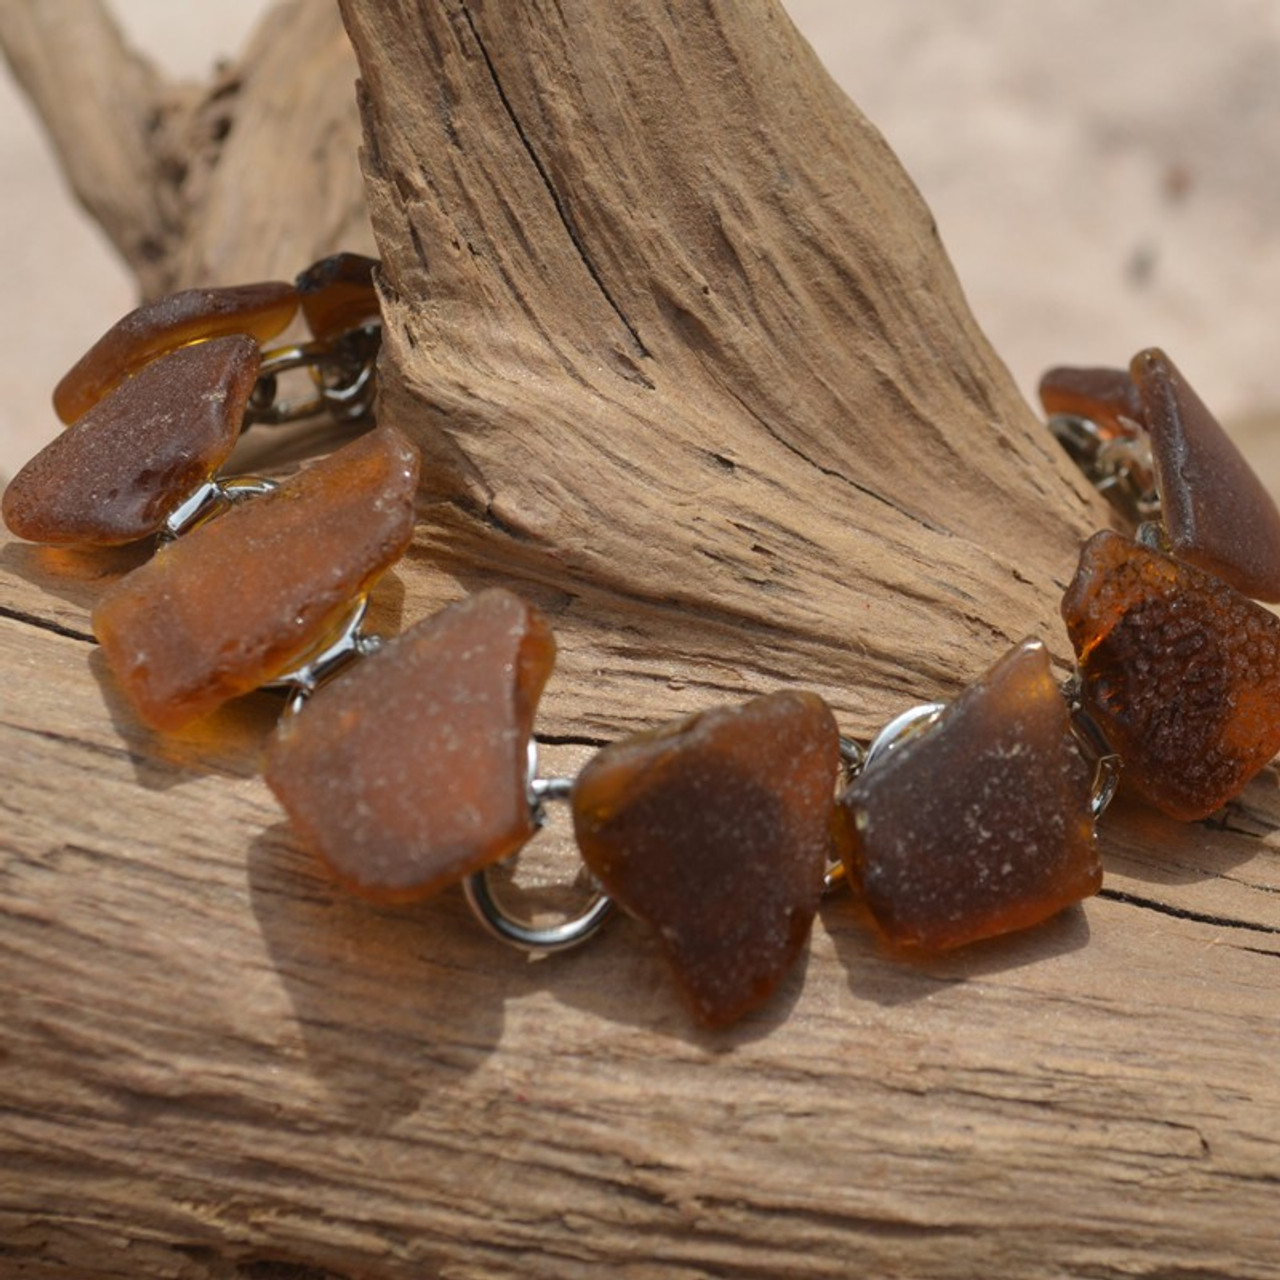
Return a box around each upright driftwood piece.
[343,0,1105,737]
[2,2,1279,1278]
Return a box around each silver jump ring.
[1063,687,1123,819]
[462,865,615,954]
[463,740,615,953]
[1090,754,1122,818]
[248,324,381,425]
[863,702,946,770]
[824,705,946,894]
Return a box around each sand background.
[3,2,1280,487]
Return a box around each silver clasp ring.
[462,868,615,954]
[462,741,615,953]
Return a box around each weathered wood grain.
[0,0,373,295]
[2,1,1279,1277]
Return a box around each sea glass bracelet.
[2,254,421,726]
[7,260,1280,1029]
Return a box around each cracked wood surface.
[2,1,1280,1277]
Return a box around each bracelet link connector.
[273,597,384,719]
[1047,412,1160,526]
[823,711,943,894]
[160,475,280,542]
[464,739,615,954]
[247,322,382,426]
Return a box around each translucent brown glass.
[839,639,1100,951]
[1063,530,1280,820]
[1038,364,1143,439]
[53,280,298,424]
[1130,348,1280,602]
[3,336,260,545]
[266,590,555,902]
[93,427,420,730]
[571,690,841,1028]
[296,253,380,340]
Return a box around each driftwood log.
[2,1,1279,1276]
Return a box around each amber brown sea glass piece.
[3,336,260,545]
[93,426,419,730]
[1038,364,1144,439]
[839,639,1100,952]
[571,691,841,1028]
[296,253,380,340]
[53,280,298,424]
[265,589,555,902]
[1130,347,1280,602]
[1063,529,1280,820]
